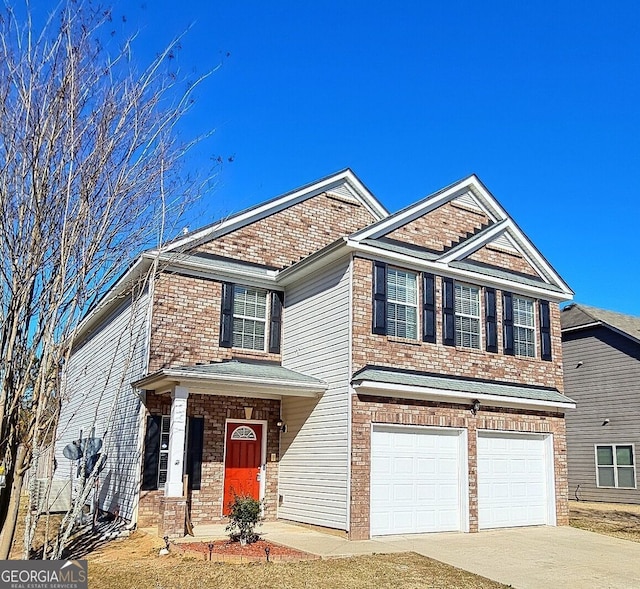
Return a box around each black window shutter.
[442,277,455,346]
[485,287,497,353]
[372,261,387,335]
[186,417,204,491]
[141,415,161,490]
[268,291,284,354]
[219,282,234,347]
[503,291,514,355]
[422,273,436,343]
[539,300,552,361]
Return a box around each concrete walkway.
[171,522,640,589]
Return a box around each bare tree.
[0,0,213,558]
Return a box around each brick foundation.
[158,496,187,539]
[349,394,569,540]
[138,394,280,532]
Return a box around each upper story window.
[596,444,636,489]
[220,283,283,353]
[386,268,418,339]
[455,283,481,349]
[513,296,535,357]
[233,286,267,350]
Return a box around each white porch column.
[165,385,189,497]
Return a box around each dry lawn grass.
[85,532,510,589]
[570,500,640,543]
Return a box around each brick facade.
[352,256,565,392]
[149,273,281,373]
[192,191,378,269]
[468,244,541,277]
[349,394,569,540]
[138,393,280,529]
[385,201,492,252]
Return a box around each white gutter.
[352,380,576,412]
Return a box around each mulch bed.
[176,538,319,562]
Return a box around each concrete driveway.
[255,523,640,589]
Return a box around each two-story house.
[561,303,640,504]
[54,169,574,540]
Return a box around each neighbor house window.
[233,286,267,350]
[455,283,481,349]
[158,415,171,487]
[386,268,418,339]
[596,444,636,488]
[513,296,535,357]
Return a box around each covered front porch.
[133,360,326,538]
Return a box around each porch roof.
[351,366,575,412]
[133,360,327,399]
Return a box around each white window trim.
[232,286,269,352]
[594,443,637,489]
[386,267,418,340]
[513,295,536,358]
[455,282,481,350]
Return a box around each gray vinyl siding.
[279,259,351,530]
[54,289,150,521]
[563,326,640,503]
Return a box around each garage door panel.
[371,427,464,536]
[478,432,554,530]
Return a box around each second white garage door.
[477,431,555,529]
[370,425,467,536]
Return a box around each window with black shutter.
[422,273,436,343]
[442,277,455,346]
[503,291,514,355]
[485,287,497,353]
[539,300,552,361]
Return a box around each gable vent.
[452,191,482,212]
[327,184,360,204]
[489,233,519,253]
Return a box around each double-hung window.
[455,283,481,349]
[386,268,418,339]
[513,296,535,357]
[232,286,267,351]
[596,444,636,488]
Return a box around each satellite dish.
[63,441,83,460]
[62,437,103,461]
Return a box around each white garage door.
[477,431,555,529]
[371,425,466,536]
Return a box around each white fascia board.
[348,240,572,301]
[163,170,388,253]
[134,369,326,397]
[560,322,602,334]
[350,176,502,242]
[275,238,351,286]
[352,380,576,412]
[73,255,154,342]
[157,252,278,289]
[436,219,572,296]
[438,219,510,264]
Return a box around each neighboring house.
[561,303,640,504]
[55,169,575,540]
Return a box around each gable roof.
[162,168,389,253]
[347,174,573,299]
[561,303,640,345]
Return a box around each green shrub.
[225,495,263,544]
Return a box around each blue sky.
[110,1,640,315]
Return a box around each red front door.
[223,422,263,515]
